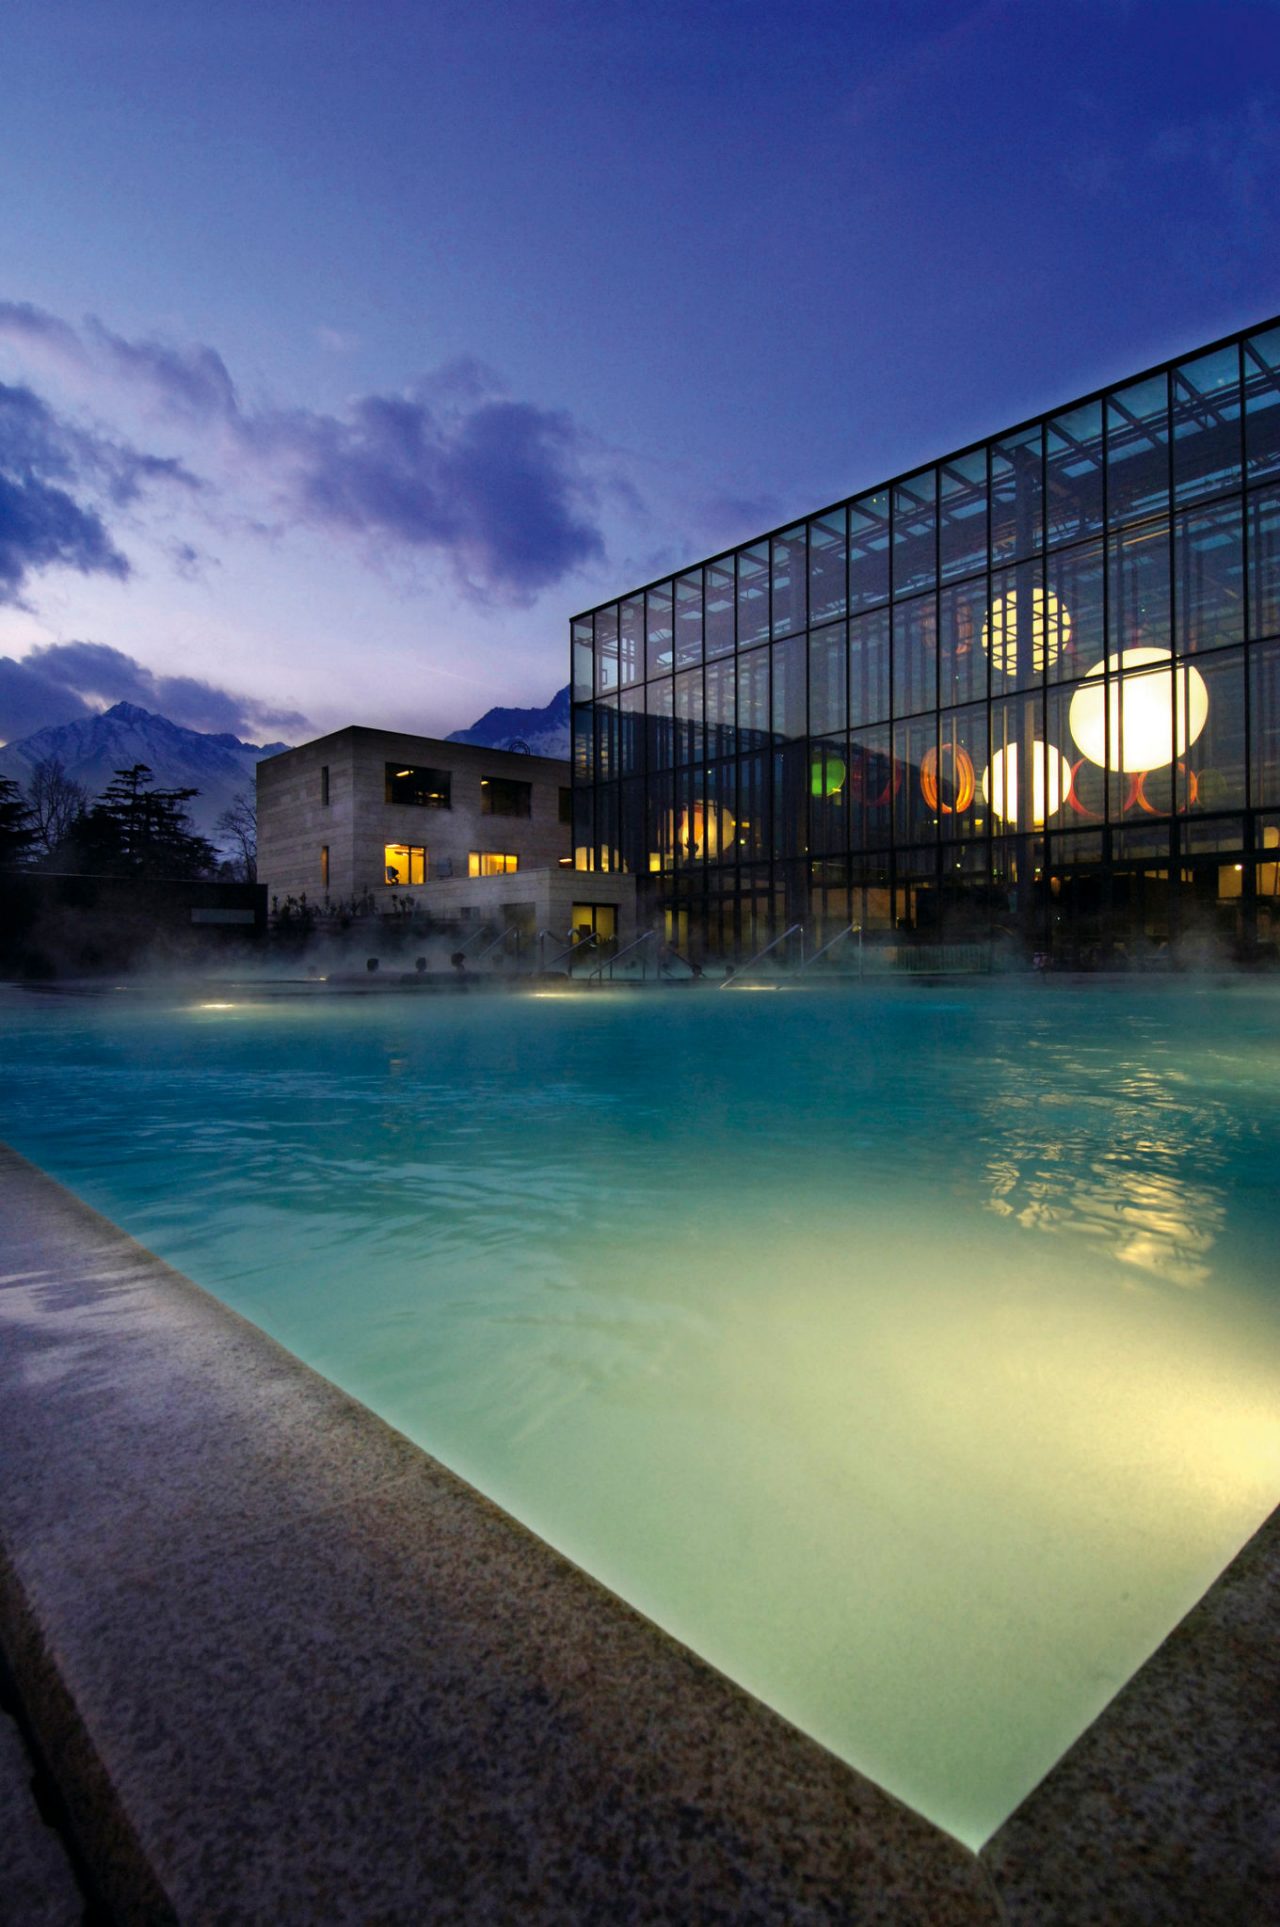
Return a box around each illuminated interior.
[384,843,426,886]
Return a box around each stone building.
[257,726,634,950]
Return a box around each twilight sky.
[1,0,1277,747]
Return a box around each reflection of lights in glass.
[670,804,736,859]
[920,744,976,814]
[1068,648,1209,772]
[981,743,1072,826]
[983,588,1070,676]
[810,755,846,798]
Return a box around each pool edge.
[0,1142,1274,1922]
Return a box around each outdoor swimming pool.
[0,979,1276,1850]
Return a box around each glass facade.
[571,318,1280,963]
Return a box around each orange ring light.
[920,744,976,814]
[1066,758,1104,818]
[1131,764,1200,815]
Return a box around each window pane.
[991,426,1042,562]
[572,615,594,700]
[1046,402,1104,547]
[1175,501,1243,654]
[808,509,847,625]
[645,582,673,676]
[646,678,674,772]
[892,593,937,716]
[704,656,736,759]
[675,571,703,668]
[892,470,936,597]
[848,723,893,850]
[594,604,619,694]
[1172,346,1241,503]
[986,559,1047,693]
[737,543,770,648]
[572,704,593,782]
[385,763,450,807]
[771,525,806,637]
[772,743,808,860]
[674,667,703,765]
[939,579,988,707]
[849,491,891,610]
[1109,518,1171,651]
[893,715,937,845]
[939,448,988,582]
[1245,326,1280,482]
[1178,648,1244,815]
[704,558,735,659]
[1250,639,1280,807]
[809,734,849,857]
[1249,484,1280,639]
[383,843,425,886]
[1047,538,1105,683]
[619,685,646,776]
[808,621,847,734]
[481,775,531,816]
[771,634,806,741]
[736,647,770,749]
[934,704,985,834]
[1107,376,1169,526]
[849,607,890,725]
[596,698,619,780]
[619,595,644,686]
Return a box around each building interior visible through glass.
[384,843,426,886]
[571,320,1280,962]
[468,851,519,877]
[385,764,451,808]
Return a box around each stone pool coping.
[0,1144,1274,1924]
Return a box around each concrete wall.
[258,728,572,913]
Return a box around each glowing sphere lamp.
[671,803,736,860]
[982,588,1070,677]
[981,743,1072,827]
[1068,648,1209,772]
[810,755,847,798]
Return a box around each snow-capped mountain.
[0,702,291,847]
[446,684,569,758]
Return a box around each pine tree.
[0,776,37,871]
[77,764,218,879]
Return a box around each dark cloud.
[0,379,200,606]
[0,640,308,745]
[0,302,613,605]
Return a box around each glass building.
[570,317,1280,965]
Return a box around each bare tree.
[216,790,257,882]
[26,757,88,858]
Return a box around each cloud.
[0,638,309,744]
[0,303,612,605]
[0,377,202,607]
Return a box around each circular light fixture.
[1068,648,1209,772]
[810,754,847,799]
[920,743,976,814]
[981,743,1072,827]
[672,803,736,860]
[983,588,1070,677]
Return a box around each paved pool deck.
[0,1143,1275,1924]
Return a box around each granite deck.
[0,1143,1275,1924]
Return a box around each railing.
[468,923,524,967]
[720,923,804,988]
[586,929,655,983]
[797,924,861,976]
[536,929,598,973]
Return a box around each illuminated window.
[384,844,426,885]
[385,764,450,807]
[320,845,330,889]
[468,851,518,877]
[481,775,531,817]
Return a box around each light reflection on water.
[0,981,1277,1850]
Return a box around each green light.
[810,755,846,799]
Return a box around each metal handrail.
[537,930,598,971]
[470,923,523,965]
[797,923,862,974]
[586,929,655,983]
[720,923,804,988]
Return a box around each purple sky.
[1,0,1277,745]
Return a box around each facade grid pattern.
[570,317,1280,963]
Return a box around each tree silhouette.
[0,777,37,871]
[75,764,218,878]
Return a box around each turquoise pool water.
[1,980,1277,1848]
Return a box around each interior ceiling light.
[981,743,1072,827]
[1068,648,1209,772]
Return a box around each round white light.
[1068,648,1209,773]
[983,588,1070,677]
[980,743,1072,827]
[672,803,736,860]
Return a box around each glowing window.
[384,844,426,885]
[385,764,450,807]
[468,851,518,877]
